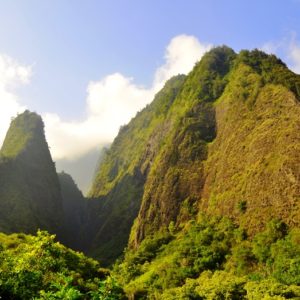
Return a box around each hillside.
[0,111,64,235]
[108,48,300,298]
[133,48,300,245]
[85,75,186,264]
[87,47,300,270]
[0,47,299,299]
[200,52,300,233]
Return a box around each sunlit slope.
[86,75,186,264]
[89,47,300,266]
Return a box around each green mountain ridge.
[0,46,300,299]
[85,47,300,269]
[132,47,300,245]
[84,74,186,264]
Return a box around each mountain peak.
[1,110,45,158]
[0,110,64,235]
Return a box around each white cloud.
[0,35,211,160]
[154,35,212,91]
[44,73,153,159]
[0,54,31,146]
[261,41,281,55]
[289,40,300,73]
[3,34,300,172]
[261,34,300,74]
[86,73,153,119]
[44,35,212,160]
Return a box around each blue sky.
[0,0,300,164]
[1,0,299,117]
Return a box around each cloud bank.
[43,74,154,159]
[261,34,300,74]
[0,35,211,160]
[0,55,31,146]
[2,34,300,162]
[44,35,212,160]
[289,39,300,73]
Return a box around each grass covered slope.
[201,50,300,234]
[0,110,64,235]
[89,75,186,198]
[1,111,44,158]
[131,48,300,246]
[131,46,237,246]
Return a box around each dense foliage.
[0,110,45,158]
[114,217,300,299]
[0,231,125,299]
[2,220,299,299]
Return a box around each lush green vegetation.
[0,231,125,299]
[85,75,186,265]
[82,46,300,268]
[1,219,299,299]
[0,110,44,158]
[1,47,300,299]
[89,74,186,197]
[114,217,300,299]
[235,49,300,99]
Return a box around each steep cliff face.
[200,55,300,234]
[0,111,64,235]
[86,75,186,265]
[131,46,236,246]
[89,47,300,264]
[132,49,300,245]
[114,50,300,297]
